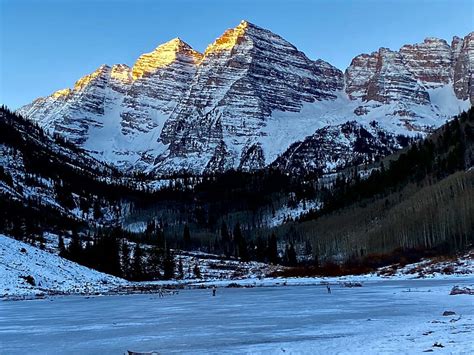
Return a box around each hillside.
[275,109,474,266]
[0,106,133,238]
[0,234,126,297]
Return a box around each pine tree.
[68,231,83,263]
[131,243,144,281]
[102,233,122,277]
[148,244,163,279]
[233,223,248,260]
[268,233,279,264]
[177,257,184,279]
[183,224,191,250]
[193,262,201,279]
[163,246,175,280]
[121,240,131,279]
[82,240,93,268]
[287,242,297,266]
[58,235,66,256]
[304,240,312,256]
[255,237,266,262]
[221,222,231,256]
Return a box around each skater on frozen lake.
[326,284,331,294]
[212,286,217,296]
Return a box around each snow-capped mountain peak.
[132,38,202,80]
[51,88,72,99]
[157,20,344,173]
[17,24,473,175]
[204,20,252,55]
[73,64,112,91]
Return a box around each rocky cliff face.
[157,20,344,173]
[121,38,202,137]
[18,38,202,170]
[17,22,473,176]
[19,65,127,145]
[346,48,430,105]
[452,33,474,103]
[400,38,453,88]
[345,33,474,114]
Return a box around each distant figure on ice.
[212,286,217,296]
[159,288,164,298]
[326,284,331,294]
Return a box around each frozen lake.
[1,278,473,354]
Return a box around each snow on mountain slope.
[0,234,127,297]
[18,39,202,171]
[0,109,124,224]
[271,120,410,175]
[17,23,473,175]
[156,20,344,173]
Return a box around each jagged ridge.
[17,22,473,175]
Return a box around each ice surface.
[1,278,472,354]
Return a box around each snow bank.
[0,234,128,297]
[376,251,474,279]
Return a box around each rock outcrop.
[345,32,474,112]
[346,49,430,105]
[452,33,474,103]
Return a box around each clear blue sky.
[1,0,473,109]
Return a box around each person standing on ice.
[212,286,217,296]
[326,284,331,294]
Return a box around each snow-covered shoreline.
[1,233,473,299]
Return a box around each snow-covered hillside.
[0,109,128,225]
[17,22,473,176]
[377,251,474,279]
[0,234,127,297]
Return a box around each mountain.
[0,106,133,236]
[17,22,473,175]
[279,109,474,263]
[17,39,202,172]
[271,121,413,176]
[345,34,474,119]
[156,21,344,173]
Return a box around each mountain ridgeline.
[18,21,473,176]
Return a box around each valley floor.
[1,278,473,354]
